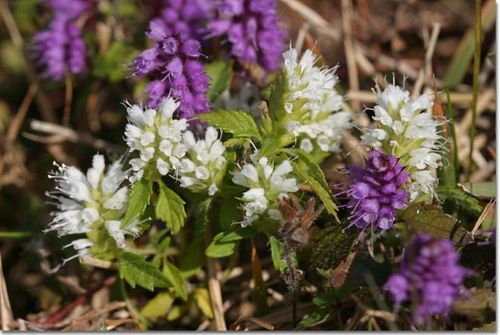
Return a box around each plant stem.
[467,0,482,181]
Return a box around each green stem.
[467,0,482,181]
[0,231,31,238]
[119,276,149,330]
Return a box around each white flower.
[174,126,227,195]
[46,154,135,263]
[281,47,351,153]
[124,97,188,182]
[361,84,443,199]
[232,155,299,226]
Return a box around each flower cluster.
[32,0,91,80]
[177,127,227,195]
[132,21,210,117]
[125,98,189,182]
[384,233,470,324]
[210,0,286,73]
[281,48,351,153]
[125,98,227,195]
[46,154,138,263]
[361,84,443,200]
[232,155,299,226]
[149,0,212,40]
[347,150,409,230]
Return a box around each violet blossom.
[346,150,409,230]
[384,233,471,324]
[210,0,286,73]
[131,21,210,118]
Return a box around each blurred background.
[0,0,496,330]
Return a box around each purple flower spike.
[147,0,212,40]
[210,0,286,73]
[44,0,91,21]
[384,234,471,324]
[347,150,409,230]
[32,19,87,81]
[131,22,210,117]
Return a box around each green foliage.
[119,252,172,291]
[436,186,483,217]
[398,203,469,243]
[205,226,256,258]
[267,72,287,121]
[198,110,262,140]
[291,156,338,220]
[156,181,186,234]
[123,179,153,226]
[93,42,138,82]
[162,261,188,300]
[269,236,286,273]
[194,288,214,319]
[206,60,233,102]
[310,225,358,270]
[140,292,175,319]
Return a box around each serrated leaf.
[123,179,152,226]
[197,110,261,140]
[119,252,171,291]
[293,162,338,220]
[140,292,174,319]
[268,71,287,121]
[281,148,329,191]
[194,288,213,319]
[436,186,483,217]
[205,226,256,258]
[156,181,186,234]
[398,203,468,243]
[162,261,188,300]
[206,60,233,102]
[269,236,286,273]
[311,225,358,270]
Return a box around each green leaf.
[268,71,287,121]
[162,261,188,300]
[140,292,175,319]
[453,288,496,317]
[119,252,171,291]
[269,236,286,273]
[292,162,338,220]
[436,186,483,217]
[123,179,152,226]
[180,198,212,274]
[281,148,330,190]
[194,288,213,319]
[397,204,468,243]
[205,226,256,258]
[156,181,186,234]
[463,182,496,199]
[311,225,358,270]
[206,60,233,102]
[197,110,261,140]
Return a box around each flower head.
[43,0,92,21]
[232,155,299,226]
[281,48,351,153]
[46,154,137,263]
[361,84,443,200]
[124,98,189,182]
[210,0,286,73]
[131,22,210,117]
[149,0,212,40]
[384,233,471,324]
[175,126,227,195]
[347,150,409,230]
[32,19,86,80]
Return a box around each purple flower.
[384,234,471,324]
[32,19,86,80]
[210,0,286,73]
[31,0,92,80]
[131,21,210,117]
[147,0,213,40]
[347,150,409,230]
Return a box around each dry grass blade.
[0,252,14,330]
[207,257,227,330]
[341,0,360,111]
[471,199,496,238]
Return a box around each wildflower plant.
[34,1,488,328]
